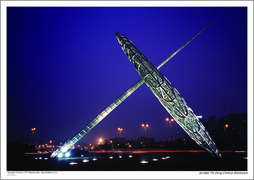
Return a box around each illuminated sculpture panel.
[51,20,219,158]
[115,32,221,158]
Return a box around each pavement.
[7,150,247,171]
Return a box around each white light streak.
[140,160,148,164]
[70,162,78,165]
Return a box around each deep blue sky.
[7,7,247,145]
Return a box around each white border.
[1,1,253,179]
[1,1,7,179]
[1,1,253,7]
[247,2,254,179]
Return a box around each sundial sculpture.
[51,19,221,158]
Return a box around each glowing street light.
[166,118,174,141]
[141,124,149,138]
[224,124,229,141]
[98,138,103,149]
[98,138,103,144]
[31,127,36,145]
[118,127,123,138]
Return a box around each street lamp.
[98,138,103,146]
[224,124,229,141]
[141,124,149,138]
[98,138,103,150]
[118,127,123,138]
[166,118,174,141]
[31,127,36,145]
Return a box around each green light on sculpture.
[115,28,221,158]
[51,20,216,158]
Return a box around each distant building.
[127,138,138,148]
[200,116,217,140]
[185,113,247,145]
[217,113,247,142]
[107,137,155,149]
[109,137,127,144]
[137,137,155,144]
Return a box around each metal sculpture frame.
[115,30,221,158]
[51,20,220,158]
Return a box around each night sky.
[6,6,248,146]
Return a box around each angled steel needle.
[51,19,216,158]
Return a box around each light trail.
[89,150,233,153]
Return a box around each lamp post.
[166,118,174,141]
[98,138,103,150]
[31,127,36,145]
[141,124,149,138]
[118,127,123,138]
[224,124,228,141]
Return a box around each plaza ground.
[7,150,247,171]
